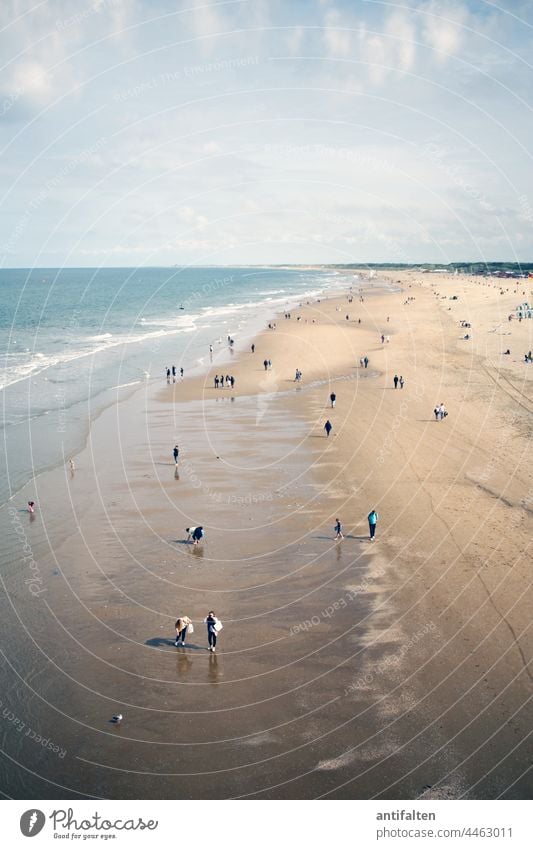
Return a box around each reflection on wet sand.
[207,652,220,684]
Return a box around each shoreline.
[0,267,347,509]
[0,270,531,799]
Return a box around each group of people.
[333,512,378,542]
[166,365,184,383]
[175,611,222,651]
[393,374,405,389]
[434,403,448,420]
[167,291,392,662]
[214,374,235,389]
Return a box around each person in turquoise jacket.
[368,509,378,541]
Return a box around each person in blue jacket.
[368,509,378,541]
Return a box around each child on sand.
[28,501,35,514]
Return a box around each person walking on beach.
[334,518,343,540]
[214,375,219,389]
[173,445,179,465]
[28,501,35,514]
[393,374,399,389]
[399,376,404,389]
[166,368,171,384]
[220,375,224,388]
[209,344,213,354]
[192,526,204,545]
[368,509,378,541]
[364,356,369,368]
[172,365,176,382]
[251,343,255,353]
[330,392,336,408]
[204,610,222,652]
[175,615,192,646]
[230,375,235,389]
[324,419,333,438]
[263,359,268,371]
[180,367,184,379]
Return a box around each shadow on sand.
[145,637,206,651]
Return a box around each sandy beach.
[1,270,531,799]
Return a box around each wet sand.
[0,272,531,799]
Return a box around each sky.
[1,0,533,267]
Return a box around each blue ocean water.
[0,266,347,503]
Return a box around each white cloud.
[177,206,209,230]
[323,9,353,58]
[386,11,417,72]
[189,0,224,54]
[364,35,389,85]
[421,1,469,62]
[202,141,221,154]
[12,61,50,97]
[286,26,304,55]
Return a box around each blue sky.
[1,0,532,267]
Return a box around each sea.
[0,266,351,505]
